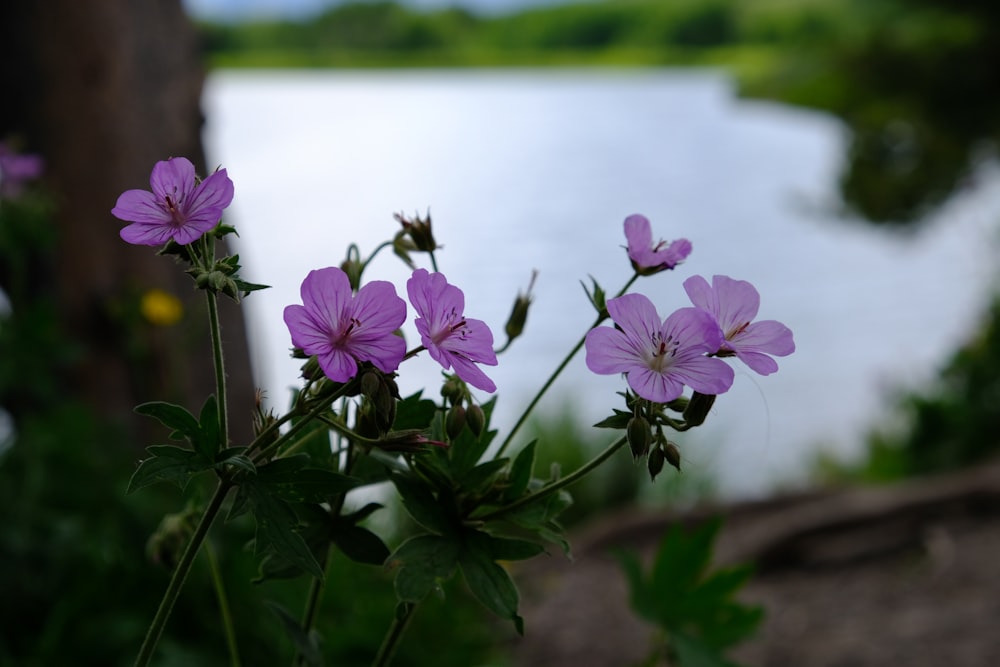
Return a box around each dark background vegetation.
[1,0,999,663]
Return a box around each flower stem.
[133,479,234,667]
[480,435,628,522]
[372,602,419,667]
[207,290,229,450]
[206,541,241,667]
[494,273,639,459]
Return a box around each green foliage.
[822,294,1000,483]
[618,519,763,667]
[193,0,844,69]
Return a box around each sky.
[181,0,568,22]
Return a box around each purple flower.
[284,267,407,383]
[407,268,498,393]
[585,293,733,403]
[112,157,234,246]
[0,143,43,199]
[683,274,795,375]
[624,214,692,275]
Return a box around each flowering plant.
[116,158,794,666]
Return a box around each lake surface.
[201,68,1000,499]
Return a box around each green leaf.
[256,464,362,504]
[126,445,213,493]
[393,390,438,430]
[672,632,741,667]
[593,409,632,429]
[246,480,324,579]
[215,447,256,475]
[458,532,524,634]
[458,458,509,496]
[486,534,546,562]
[330,523,391,566]
[504,440,536,500]
[392,473,454,536]
[265,600,324,667]
[134,401,200,440]
[447,397,498,476]
[193,394,222,459]
[387,534,459,602]
[233,278,270,296]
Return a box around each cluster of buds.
[441,375,485,440]
[357,367,401,438]
[393,210,438,266]
[620,389,715,481]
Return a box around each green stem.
[479,435,628,522]
[207,290,229,450]
[251,386,352,464]
[494,273,639,459]
[206,541,241,667]
[372,602,419,667]
[133,479,234,667]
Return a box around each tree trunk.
[0,0,257,445]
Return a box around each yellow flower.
[141,288,183,326]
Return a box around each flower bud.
[146,510,197,570]
[627,416,652,459]
[647,446,666,481]
[504,270,537,343]
[395,210,438,253]
[465,404,486,437]
[446,404,467,439]
[664,442,682,471]
[683,391,716,427]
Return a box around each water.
[201,68,1000,499]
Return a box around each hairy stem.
[133,480,234,667]
[480,435,628,522]
[207,290,229,450]
[494,273,639,458]
[371,602,419,667]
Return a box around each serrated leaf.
[247,481,324,579]
[215,447,256,475]
[486,535,546,562]
[330,523,391,566]
[387,534,459,602]
[126,445,212,493]
[193,394,222,459]
[257,466,362,504]
[392,473,454,536]
[459,458,509,495]
[458,533,524,634]
[504,440,536,500]
[393,391,438,430]
[134,401,200,440]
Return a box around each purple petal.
[440,318,497,365]
[112,189,167,224]
[627,367,685,403]
[301,267,352,334]
[449,354,497,392]
[283,304,332,353]
[733,320,795,357]
[661,307,724,355]
[407,268,464,334]
[119,221,177,246]
[182,168,234,229]
[316,348,359,383]
[624,214,653,262]
[585,326,645,376]
[606,293,662,351]
[352,280,407,337]
[350,333,407,374]
[735,351,780,376]
[710,275,760,334]
[668,355,734,395]
[149,157,196,201]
